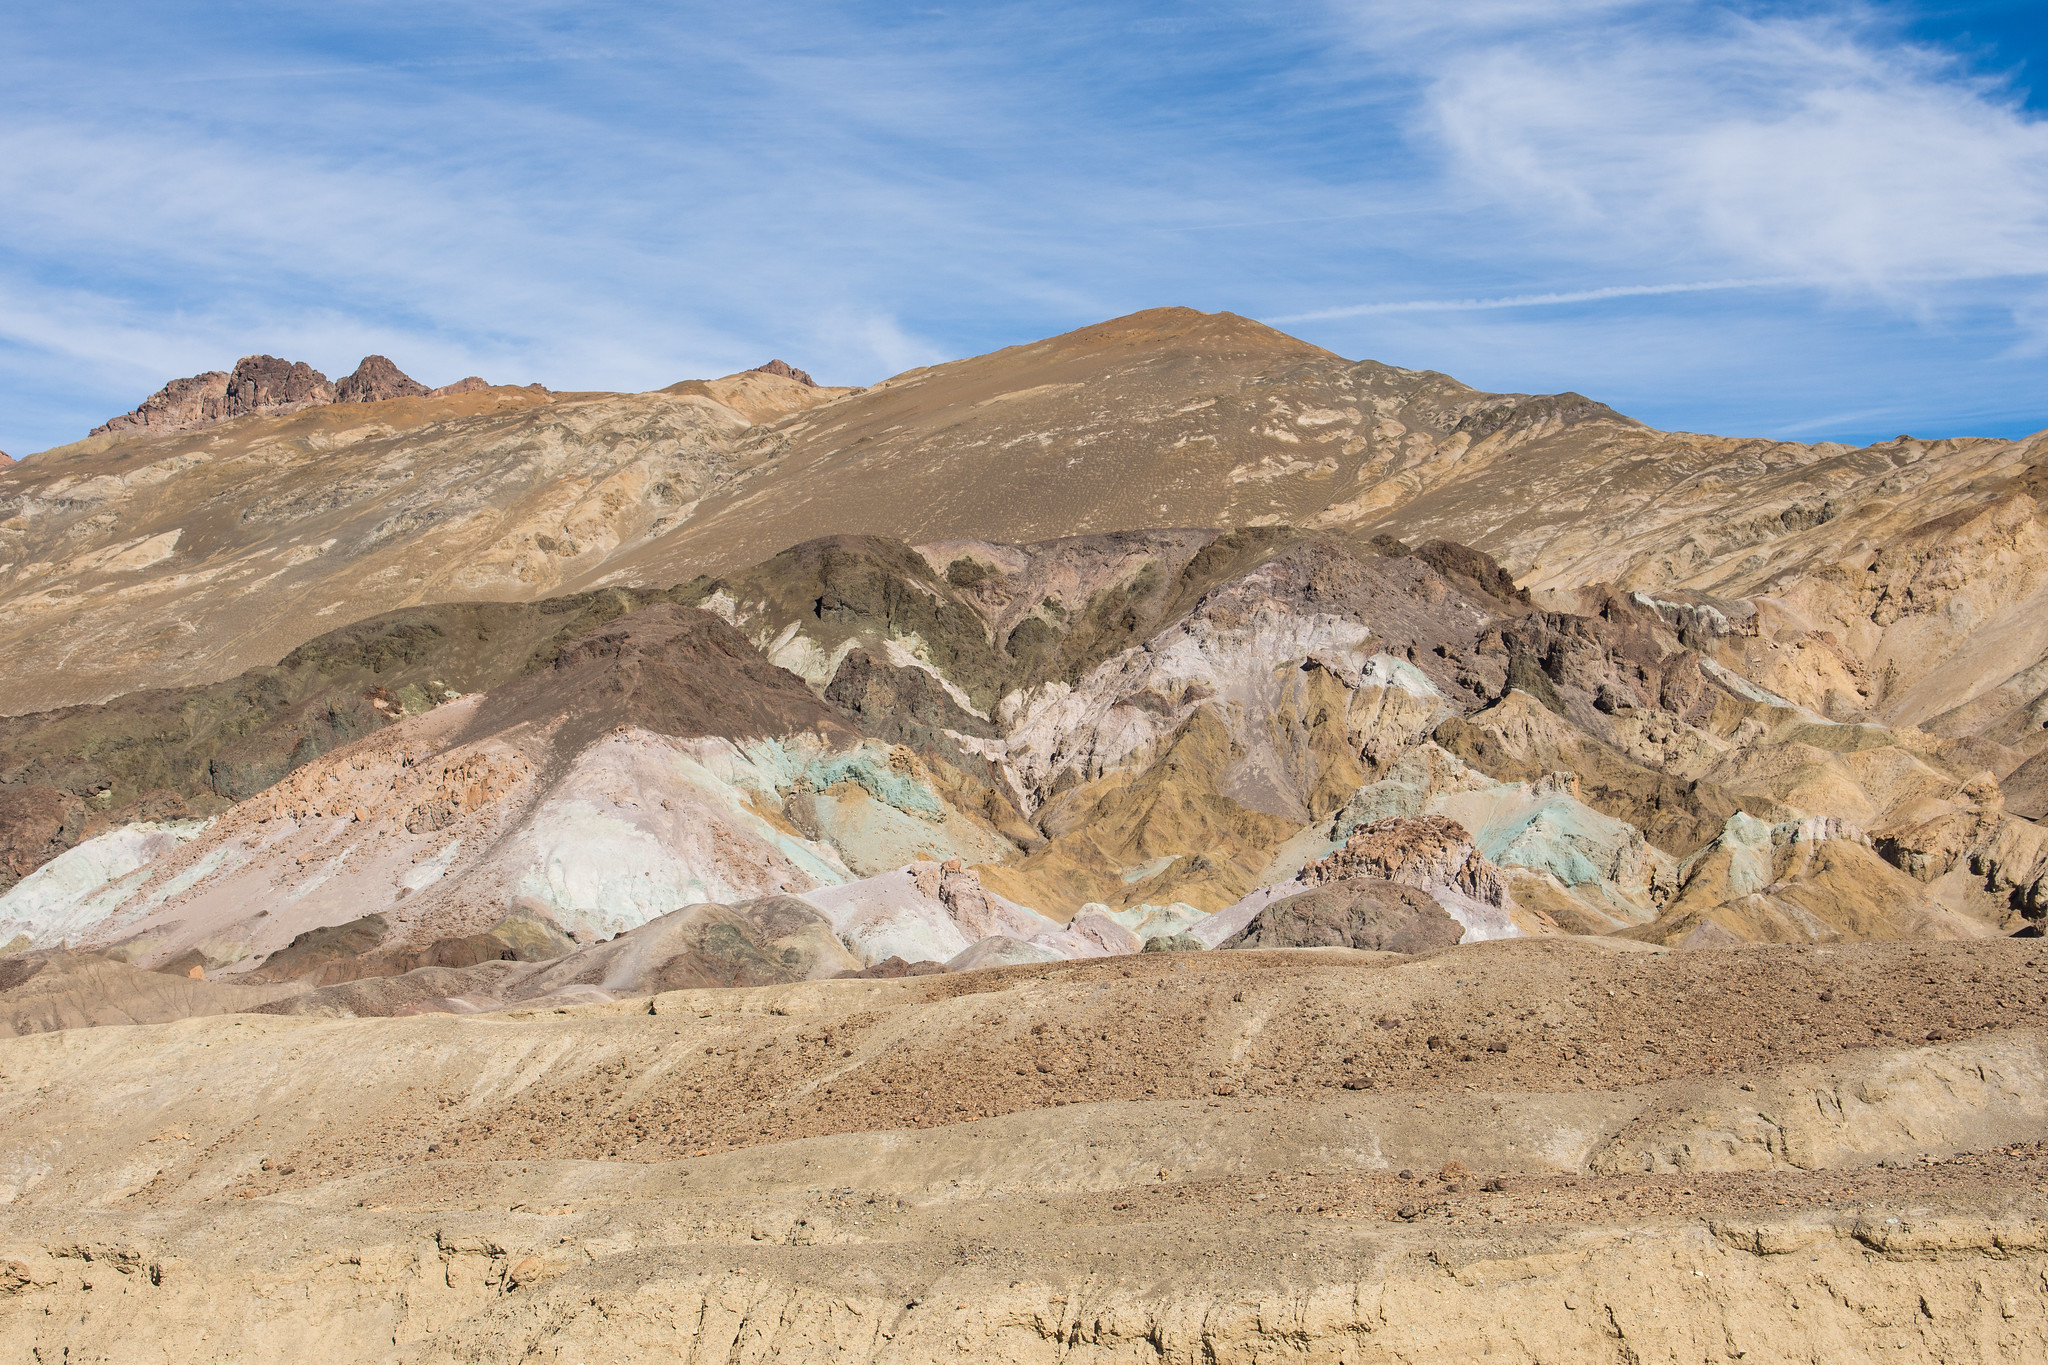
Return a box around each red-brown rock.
[334,355,429,403]
[1299,815,1510,908]
[749,359,817,387]
[93,354,335,437]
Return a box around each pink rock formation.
[1299,815,1511,909]
[428,376,490,397]
[334,356,429,403]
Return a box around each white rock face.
[1093,901,1209,942]
[801,862,1090,967]
[0,820,212,947]
[996,608,1383,808]
[505,734,859,940]
[47,707,1026,970]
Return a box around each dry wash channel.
[1,938,2045,1362]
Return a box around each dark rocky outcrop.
[1220,879,1462,954]
[224,355,333,413]
[93,355,334,437]
[246,896,853,1013]
[1300,815,1509,908]
[0,786,87,894]
[749,359,817,386]
[835,956,948,979]
[1141,933,1206,952]
[334,355,429,403]
[91,371,232,436]
[241,905,576,987]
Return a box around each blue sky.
[3,1,2046,455]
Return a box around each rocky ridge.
[748,358,817,386]
[90,354,340,436]
[12,309,2048,771]
[88,353,500,439]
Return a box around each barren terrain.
[0,310,2044,1362]
[3,940,2044,1361]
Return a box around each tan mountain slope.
[591,306,1644,585]
[10,306,2046,752]
[0,370,847,712]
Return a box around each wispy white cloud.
[1275,276,1809,320]
[0,0,2044,456]
[1366,2,2048,295]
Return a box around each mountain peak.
[335,355,429,403]
[1026,306,1341,363]
[748,359,818,387]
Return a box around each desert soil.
[2,938,2043,1362]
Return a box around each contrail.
[1270,277,1809,322]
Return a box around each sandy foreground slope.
[2,939,2044,1363]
